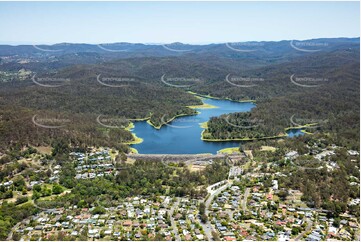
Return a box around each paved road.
[169,198,181,241]
[201,180,232,241]
[199,156,247,241]
[205,181,231,215]
[7,199,46,240]
[202,222,214,241]
[295,219,313,240]
[7,218,30,241]
[7,222,21,240]
[128,153,225,161]
[128,154,246,166]
[241,188,250,212]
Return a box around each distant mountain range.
[0,37,359,57]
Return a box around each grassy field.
[218,147,241,154]
[129,147,138,154]
[260,146,277,152]
[33,146,52,155]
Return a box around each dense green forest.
[0,38,359,152]
[0,202,38,240]
[0,74,200,151]
[0,107,133,153]
[202,49,360,149]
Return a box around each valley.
[0,37,359,241]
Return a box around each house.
[287,207,296,212]
[347,150,359,156]
[216,223,227,232]
[315,150,335,160]
[34,225,43,230]
[285,151,298,160]
[88,229,99,238]
[349,222,358,228]
[306,234,322,241]
[278,232,290,241]
[276,220,287,226]
[272,180,279,190]
[123,220,132,226]
[174,213,182,220]
[158,209,167,216]
[196,234,204,240]
[133,222,140,227]
[184,234,192,240]
[224,204,233,210]
[224,236,236,241]
[230,186,240,192]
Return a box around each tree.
[291,227,300,235]
[77,200,87,208]
[12,232,21,241]
[52,184,64,195]
[32,191,40,200]
[333,217,341,228]
[33,184,42,192]
[51,139,70,159]
[15,196,28,205]
[199,202,206,215]
[91,206,106,215]
[120,153,127,162]
[278,190,289,201]
[3,190,13,199]
[200,214,208,223]
[211,231,220,241]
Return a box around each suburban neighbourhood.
[1,142,359,241]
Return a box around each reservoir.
[130,98,303,154]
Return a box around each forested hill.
[200,47,359,149]
[0,38,359,152]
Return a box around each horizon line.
[0,36,360,46]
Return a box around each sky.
[0,1,359,44]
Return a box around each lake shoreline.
[201,126,311,142]
[126,94,310,154]
[201,129,289,142]
[187,91,256,103]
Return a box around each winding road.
[201,180,232,241]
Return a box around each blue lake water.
[130,98,303,154]
[287,129,305,137]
